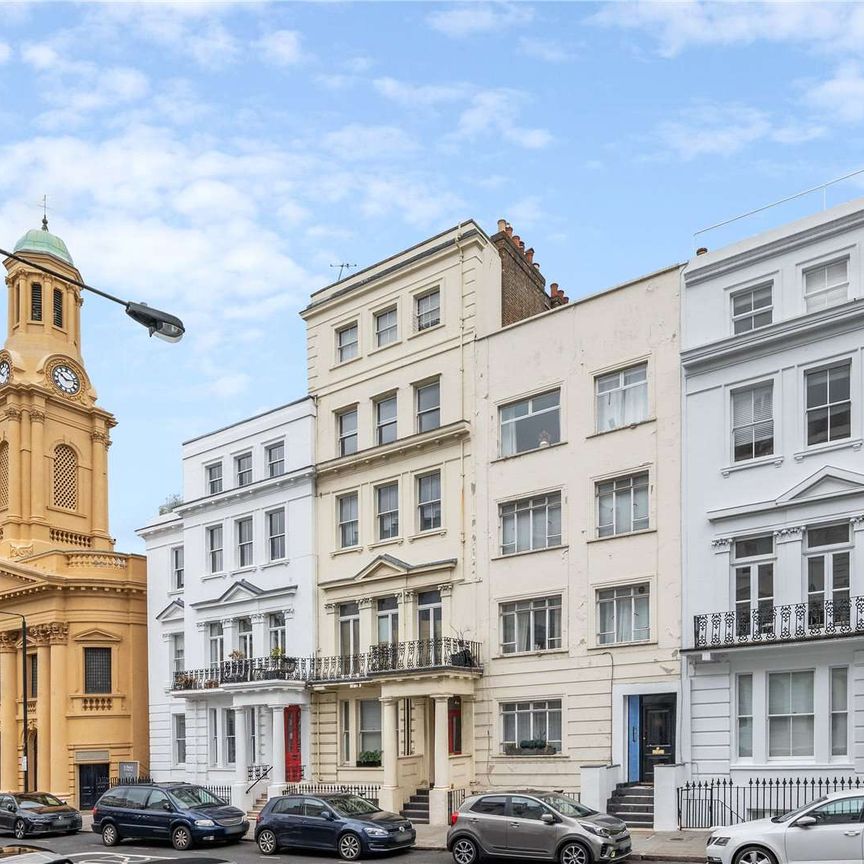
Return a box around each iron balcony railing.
[693,597,864,648]
[172,638,482,691]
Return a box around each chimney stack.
[696,247,708,256]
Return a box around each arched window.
[31,284,42,322]
[0,442,8,511]
[53,445,77,510]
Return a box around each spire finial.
[41,195,49,231]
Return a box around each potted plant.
[174,673,196,690]
[356,749,382,768]
[228,649,245,660]
[203,678,219,689]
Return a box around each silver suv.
[447,790,630,864]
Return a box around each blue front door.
[627,696,641,782]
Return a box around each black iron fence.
[447,788,467,814]
[201,784,231,802]
[173,639,482,690]
[693,597,864,648]
[109,776,154,786]
[285,781,380,805]
[679,777,864,827]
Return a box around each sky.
[2,0,864,550]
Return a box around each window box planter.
[356,750,382,768]
[503,741,558,756]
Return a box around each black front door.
[78,763,109,809]
[640,694,676,782]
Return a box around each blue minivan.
[92,783,248,850]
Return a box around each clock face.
[52,364,80,395]
[0,361,10,386]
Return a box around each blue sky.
[2,0,864,550]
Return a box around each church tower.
[0,219,114,556]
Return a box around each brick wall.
[492,227,551,327]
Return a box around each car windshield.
[537,794,597,818]
[16,795,64,809]
[168,786,226,809]
[771,797,827,823]
[327,796,381,816]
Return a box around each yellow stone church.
[0,221,148,806]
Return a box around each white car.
[707,790,864,864]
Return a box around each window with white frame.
[337,408,358,456]
[208,622,224,664]
[768,670,814,757]
[224,709,236,764]
[269,612,286,654]
[376,482,399,540]
[415,288,440,331]
[206,525,223,573]
[417,472,441,532]
[804,259,849,313]
[831,667,849,757]
[806,363,851,446]
[339,602,360,656]
[595,363,648,432]
[595,472,648,537]
[247,706,257,763]
[206,462,223,495]
[341,701,351,764]
[208,708,218,766]
[173,714,186,764]
[737,674,753,758]
[337,492,359,548]
[806,524,851,628]
[337,322,359,363]
[377,596,398,644]
[267,508,286,561]
[596,584,650,645]
[171,546,184,590]
[733,535,774,637]
[237,617,253,658]
[500,699,562,754]
[732,284,773,334]
[359,699,382,757]
[500,390,561,456]
[266,442,285,477]
[375,395,397,445]
[416,380,440,433]
[732,382,774,462]
[375,307,398,347]
[235,452,252,487]
[236,516,253,568]
[500,595,562,654]
[500,493,561,555]
[170,633,185,675]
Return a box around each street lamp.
[0,612,27,791]
[0,248,185,342]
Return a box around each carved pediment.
[322,554,458,590]
[156,599,185,622]
[778,467,864,505]
[73,627,121,643]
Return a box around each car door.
[0,797,15,833]
[302,798,339,849]
[117,787,150,838]
[464,796,510,854]
[785,796,864,864]
[142,790,173,839]
[270,796,303,846]
[508,796,556,856]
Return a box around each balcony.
[171,638,482,691]
[693,597,864,649]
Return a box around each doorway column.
[378,697,400,814]
[35,642,50,791]
[271,707,286,793]
[429,695,451,826]
[49,635,68,795]
[0,641,18,789]
[231,707,249,811]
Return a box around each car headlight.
[709,836,730,847]
[194,819,215,827]
[579,822,611,838]
[363,827,390,838]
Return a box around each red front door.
[284,705,302,781]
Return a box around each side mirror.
[5,804,13,812]
[795,816,817,828]
[162,802,172,811]
[541,813,556,825]
[323,810,335,821]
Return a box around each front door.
[639,694,676,782]
[78,763,109,809]
[285,705,302,782]
[785,796,864,864]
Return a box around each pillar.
[429,695,451,826]
[378,697,400,814]
[20,410,30,521]
[29,410,45,522]
[0,645,18,789]
[49,637,68,795]
[270,707,286,796]
[35,643,50,791]
[231,707,250,811]
[90,430,111,549]
[6,408,21,522]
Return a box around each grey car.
[447,791,630,864]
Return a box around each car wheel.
[12,820,26,840]
[101,823,121,847]
[171,824,193,851]
[452,837,480,864]
[560,841,592,864]
[338,832,363,861]
[258,829,279,855]
[734,848,777,864]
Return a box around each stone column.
[29,410,45,523]
[20,410,30,522]
[49,632,68,795]
[401,591,417,642]
[35,642,50,791]
[378,697,400,814]
[231,707,250,811]
[0,641,18,789]
[429,695,451,826]
[271,707,286,794]
[90,430,111,549]
[6,408,22,523]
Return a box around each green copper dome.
[13,218,73,266]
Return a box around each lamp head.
[125,301,185,342]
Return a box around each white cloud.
[0,43,9,64]
[208,372,251,398]
[455,89,553,149]
[427,2,533,38]
[804,63,864,123]
[373,76,467,106]
[257,29,306,67]
[323,124,420,161]
[518,36,574,63]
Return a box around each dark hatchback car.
[0,795,81,839]
[92,782,249,850]
[0,845,74,864]
[255,793,415,860]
